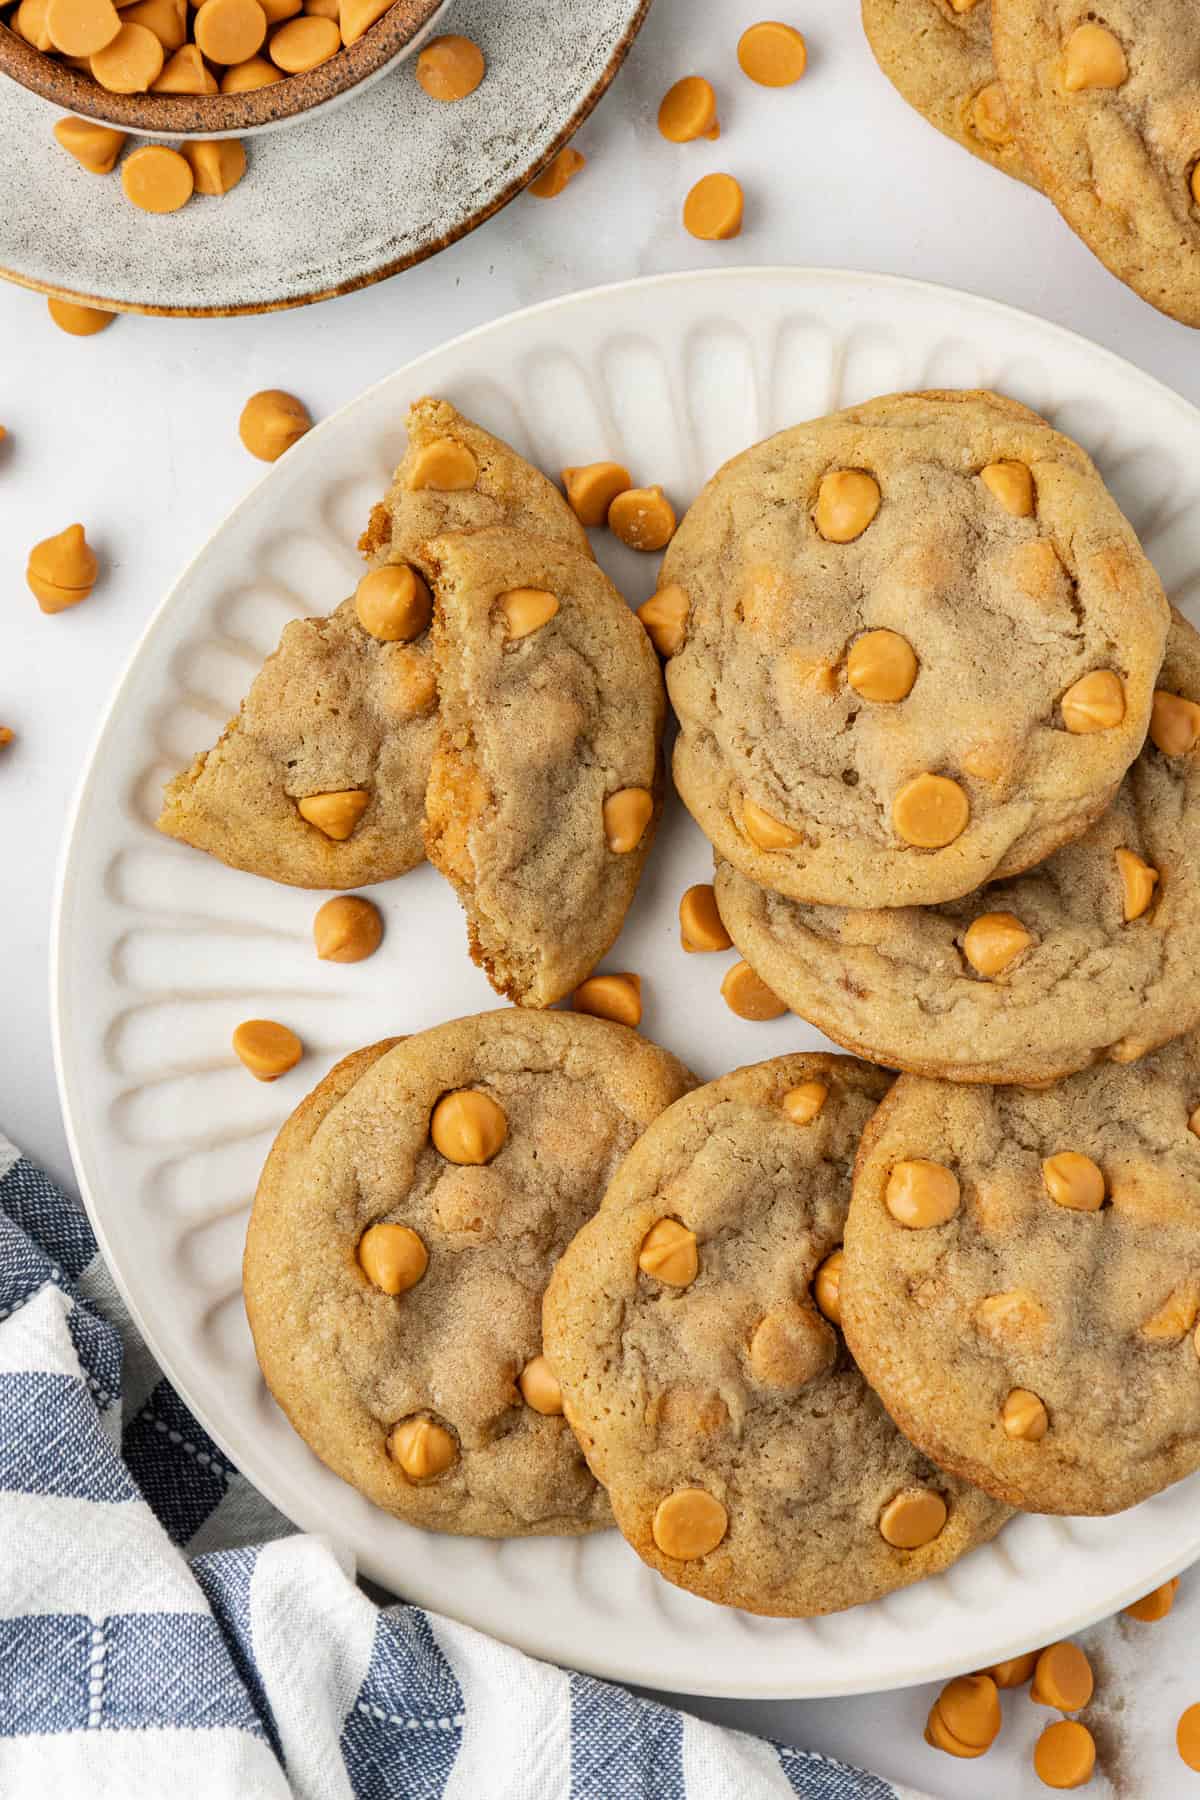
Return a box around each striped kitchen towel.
[0,1133,927,1800]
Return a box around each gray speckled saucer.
[0,0,650,315]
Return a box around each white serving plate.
[53,269,1200,1698]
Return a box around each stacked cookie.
[862,1,1200,328]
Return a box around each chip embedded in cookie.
[862,0,1036,185]
[423,528,665,1007]
[992,1,1200,328]
[543,1054,1009,1614]
[158,398,588,888]
[716,608,1200,1084]
[662,389,1168,909]
[244,1011,693,1537]
[843,1037,1200,1515]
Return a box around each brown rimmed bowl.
[0,0,450,137]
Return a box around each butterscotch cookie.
[424,528,665,1007]
[992,2,1200,328]
[862,0,1035,184]
[661,389,1169,909]
[843,1037,1200,1514]
[244,1011,693,1537]
[716,609,1200,1084]
[158,398,587,888]
[543,1055,1009,1615]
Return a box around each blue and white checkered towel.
[0,1133,926,1800]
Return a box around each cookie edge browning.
[545,1052,1011,1616]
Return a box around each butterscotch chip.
[608,485,676,551]
[572,973,642,1029]
[389,1416,457,1480]
[976,1290,1049,1347]
[430,1089,507,1166]
[269,14,339,71]
[1034,1720,1096,1790]
[297,788,369,840]
[232,1018,301,1080]
[815,469,881,543]
[239,389,311,462]
[183,138,246,197]
[407,438,478,491]
[0,728,13,749]
[46,0,120,56]
[498,586,558,639]
[518,1354,563,1415]
[652,1488,727,1559]
[963,911,1033,977]
[892,774,969,849]
[981,459,1035,515]
[1061,21,1126,93]
[1123,1576,1179,1622]
[737,20,806,86]
[357,1222,427,1294]
[354,565,431,642]
[637,583,689,657]
[92,20,164,89]
[925,1703,987,1759]
[121,0,185,49]
[1151,690,1200,757]
[193,0,265,62]
[313,894,382,963]
[338,0,387,45]
[749,1303,834,1389]
[937,1673,1001,1748]
[47,299,114,337]
[121,143,192,212]
[27,523,98,611]
[879,1487,947,1548]
[885,1159,960,1229]
[1061,669,1125,734]
[658,74,719,141]
[1115,847,1158,922]
[154,43,219,90]
[14,0,53,48]
[983,1651,1039,1687]
[846,629,917,702]
[603,786,654,854]
[638,1218,698,1287]
[220,52,280,89]
[1031,1642,1094,1712]
[1003,1388,1048,1441]
[1178,1704,1200,1772]
[528,147,586,199]
[721,961,786,1021]
[812,1248,843,1324]
[970,80,1015,147]
[53,115,126,173]
[783,1080,828,1125]
[415,33,484,101]
[561,461,632,527]
[1140,1281,1200,1342]
[1042,1151,1105,1212]
[742,795,800,850]
[682,172,743,241]
[679,882,730,953]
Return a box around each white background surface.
[3,0,1200,1793]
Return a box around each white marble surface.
[3,0,1200,1791]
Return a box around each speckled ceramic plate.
[0,0,650,316]
[54,270,1200,1697]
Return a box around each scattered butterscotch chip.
[878,1487,947,1548]
[652,1487,727,1559]
[603,787,653,854]
[937,1674,1001,1750]
[313,894,382,963]
[741,795,800,850]
[720,960,786,1021]
[154,42,218,90]
[981,459,1035,516]
[1034,1719,1096,1789]
[47,298,115,337]
[415,32,484,101]
[121,144,193,213]
[389,1416,456,1479]
[608,484,676,551]
[1178,1703,1200,1772]
[46,0,120,57]
[528,146,586,199]
[925,1702,987,1759]
[1061,21,1126,92]
[1115,847,1159,922]
[846,628,917,702]
[885,1160,960,1230]
[192,0,265,63]
[1123,1576,1179,1622]
[983,1651,1039,1688]
[815,469,880,542]
[53,114,126,173]
[963,911,1033,978]
[1003,1387,1049,1441]
[782,1080,828,1125]
[27,523,98,613]
[638,1217,698,1287]
[682,172,744,241]
[239,389,311,461]
[183,138,247,196]
[499,586,558,639]
[737,20,807,86]
[812,1248,843,1325]
[407,438,477,491]
[892,773,970,849]
[1041,1151,1105,1212]
[220,51,281,89]
[1031,1642,1094,1712]
[679,882,731,952]
[658,73,719,141]
[357,1222,427,1294]
[430,1088,507,1165]
[1060,669,1125,734]
[355,564,431,642]
[637,583,689,656]
[572,973,642,1029]
[269,13,338,70]
[1150,689,1200,756]
[561,461,632,527]
[296,788,369,840]
[518,1355,563,1416]
[90,19,164,89]
[231,1018,302,1080]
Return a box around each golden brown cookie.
[424,528,665,1007]
[244,1011,693,1537]
[661,389,1169,909]
[843,1037,1200,1514]
[544,1054,1010,1614]
[716,609,1200,1084]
